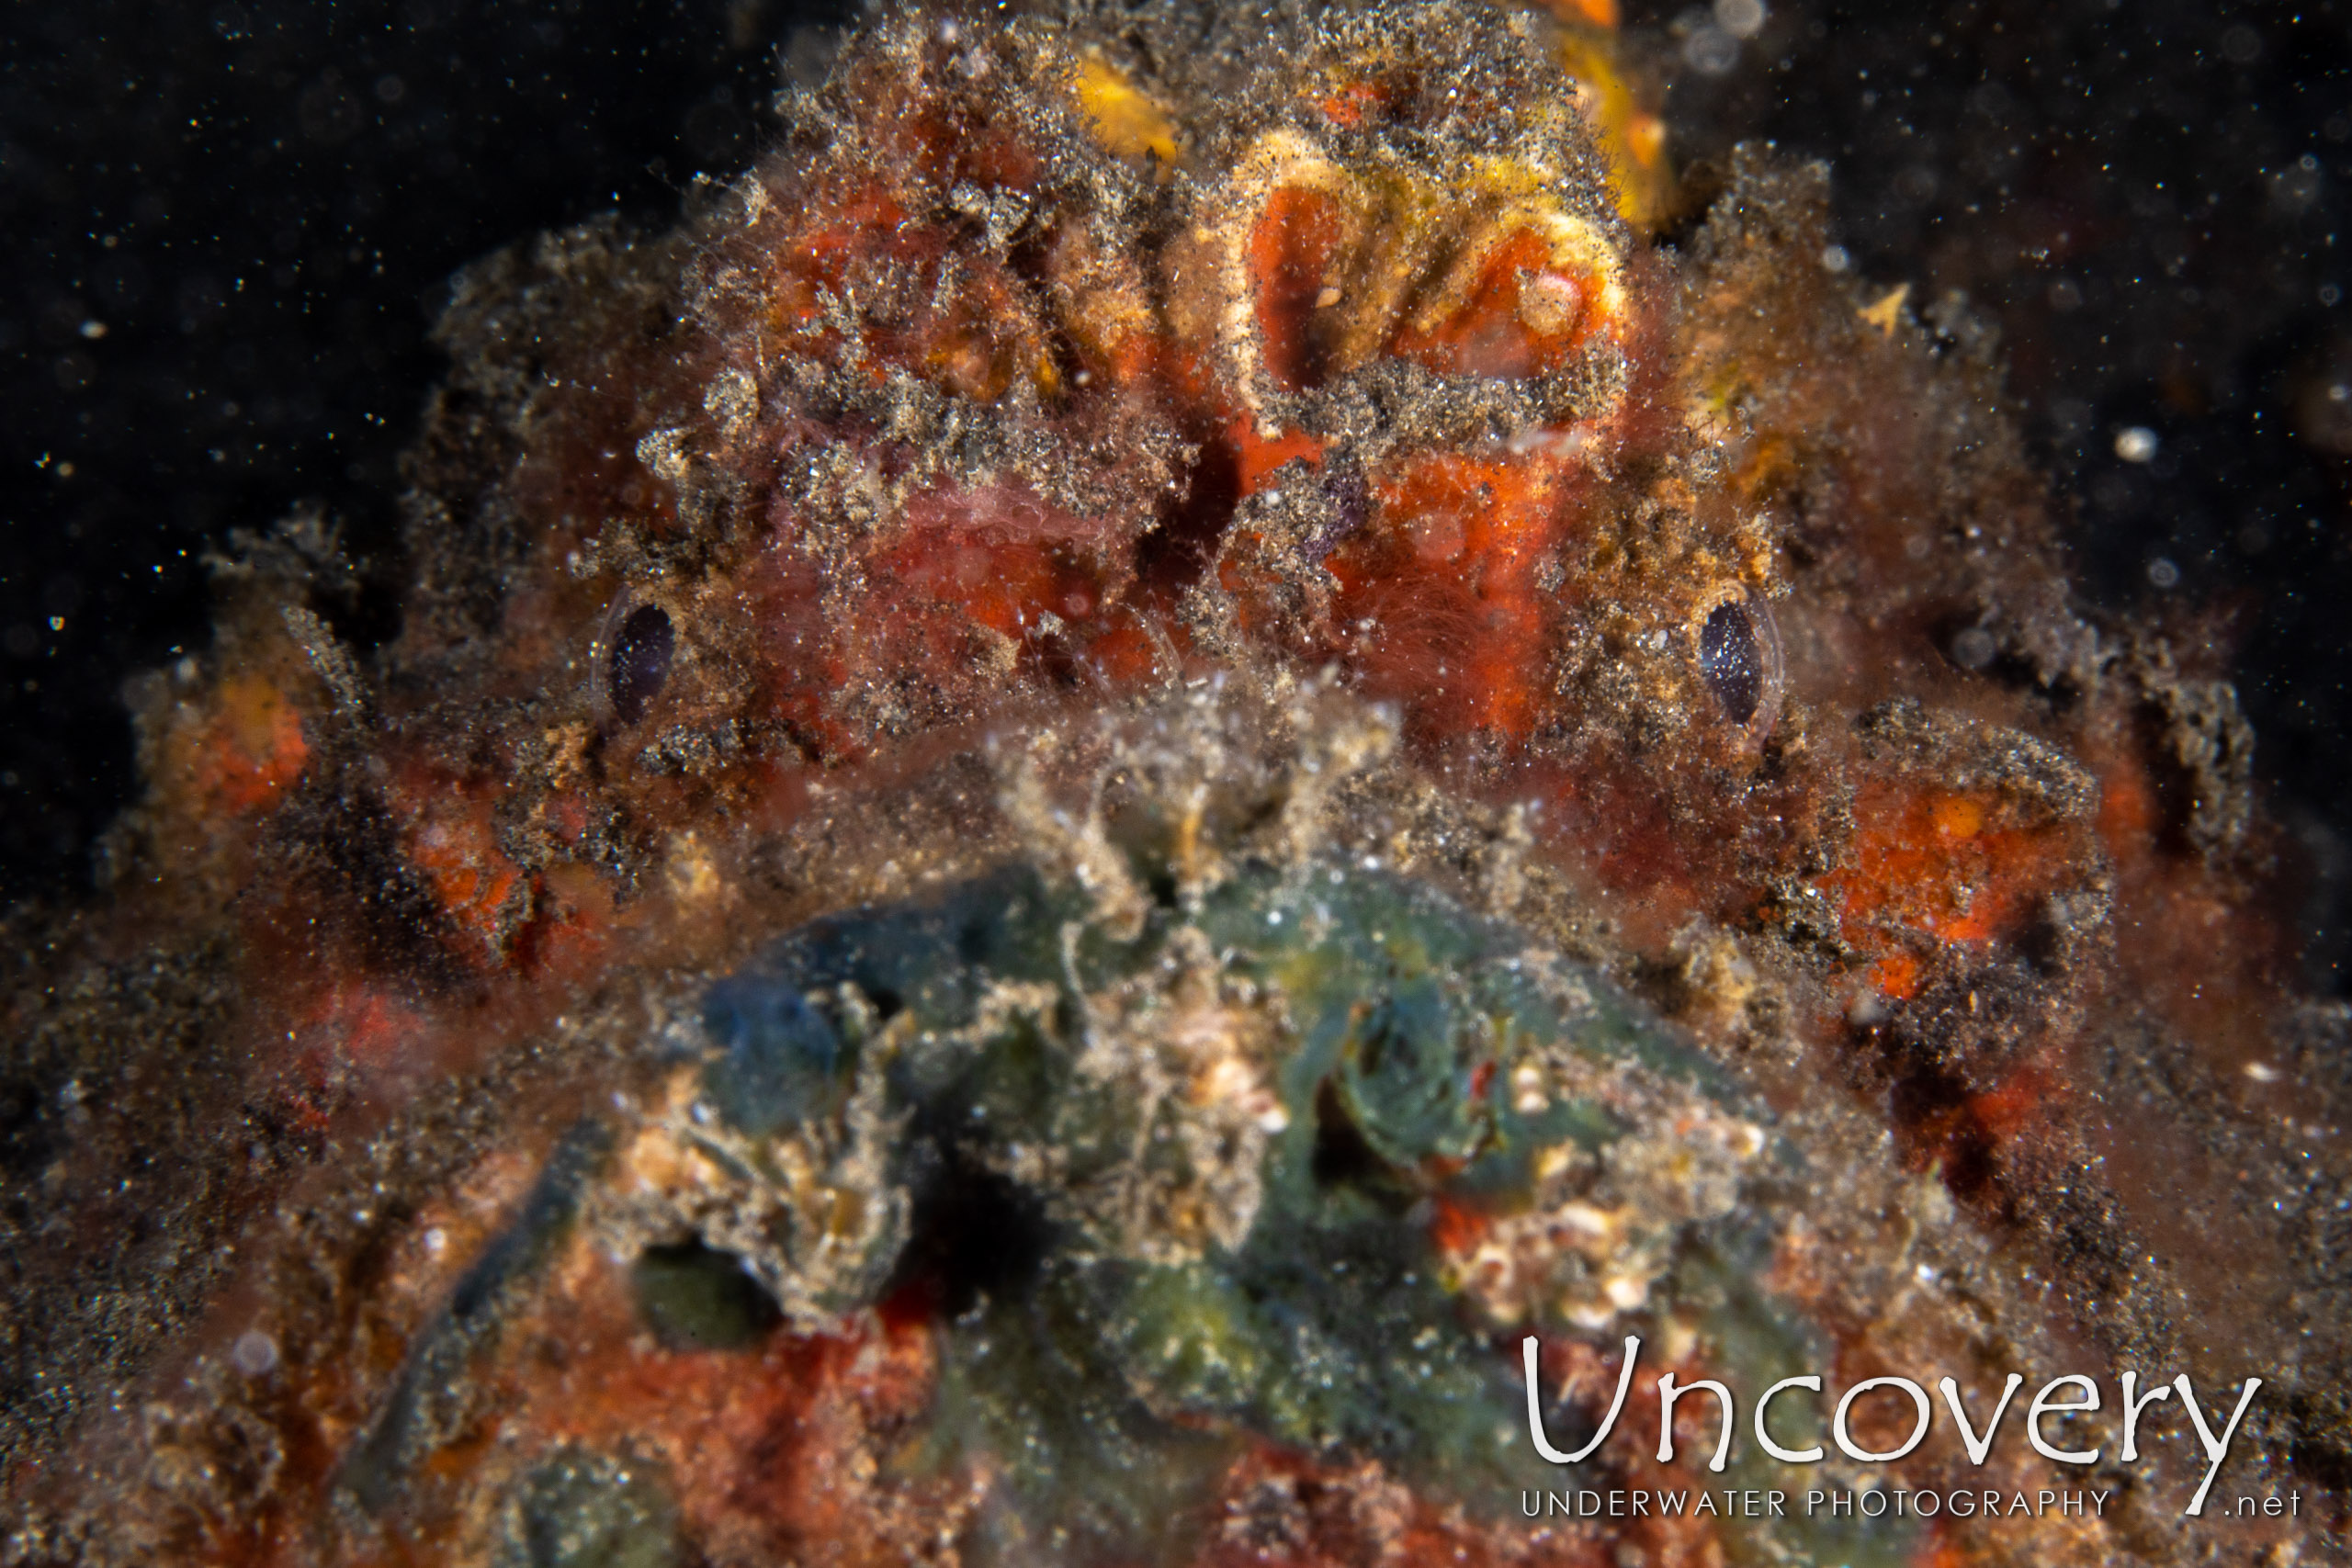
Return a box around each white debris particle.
[230,1330,278,1377]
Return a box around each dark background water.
[5,0,2348,985]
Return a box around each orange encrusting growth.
[396,785,528,964]
[1819,784,2085,1001]
[170,675,311,817]
[1549,0,1619,27]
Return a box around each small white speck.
[2245,1062,2280,1083]
[1819,244,1850,273]
[424,1226,448,1258]
[2114,425,2159,463]
[2146,557,2181,590]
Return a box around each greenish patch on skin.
[630,1239,782,1352]
[499,1446,681,1568]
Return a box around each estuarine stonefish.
[2,2,2344,1565]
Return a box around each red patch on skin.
[1966,1064,2053,1142]
[183,1247,951,1568]
[507,1259,947,1562]
[1897,1061,2061,1184]
[175,676,311,816]
[1392,229,1597,379]
[385,771,532,966]
[1249,186,1349,392]
[308,985,428,1067]
[1072,612,1165,685]
[1316,79,1396,130]
[1819,784,2082,971]
[759,188,912,335]
[1868,951,1923,1002]
[1328,452,1581,741]
[883,485,1124,645]
[1428,1192,1489,1256]
[1233,421,1325,492]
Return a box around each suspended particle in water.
[230,1330,278,1377]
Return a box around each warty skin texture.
[0,2,2345,1564]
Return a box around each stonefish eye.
[1697,598,1782,729]
[606,604,675,726]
